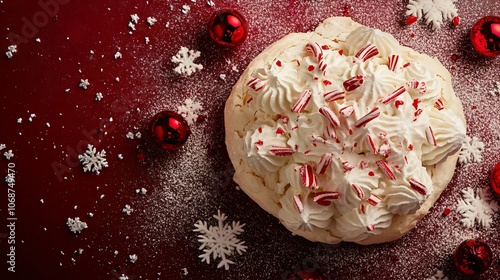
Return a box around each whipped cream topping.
[239,25,466,242]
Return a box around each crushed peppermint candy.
[458,135,484,164]
[78,144,108,175]
[457,187,499,229]
[171,47,203,76]
[193,210,247,270]
[66,217,88,234]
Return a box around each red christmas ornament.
[470,16,500,57]
[208,9,248,47]
[150,111,191,150]
[453,239,493,275]
[490,162,500,196]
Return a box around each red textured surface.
[1,1,500,280]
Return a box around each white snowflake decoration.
[406,0,458,30]
[177,98,203,125]
[122,204,134,215]
[130,14,139,24]
[146,17,157,26]
[79,79,90,89]
[0,144,6,151]
[459,136,484,164]
[171,47,203,76]
[78,144,109,175]
[193,210,247,270]
[119,275,129,280]
[427,270,448,280]
[95,92,103,101]
[489,81,500,96]
[6,45,17,58]
[457,187,498,229]
[3,150,14,160]
[67,217,88,234]
[129,254,138,263]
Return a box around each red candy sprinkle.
[406,16,418,25]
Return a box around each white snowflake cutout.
[406,0,458,30]
[171,47,203,76]
[78,144,109,175]
[456,187,499,229]
[459,135,484,164]
[3,150,14,160]
[427,270,448,280]
[489,81,500,96]
[177,98,203,125]
[193,210,247,270]
[67,217,88,234]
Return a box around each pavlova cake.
[225,17,466,245]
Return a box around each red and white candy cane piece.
[317,153,333,175]
[379,86,406,104]
[318,59,328,73]
[292,89,312,113]
[425,126,437,146]
[313,191,340,206]
[343,75,364,91]
[247,77,265,91]
[319,105,340,127]
[325,123,336,139]
[366,135,378,154]
[343,161,355,173]
[306,42,323,60]
[376,160,396,180]
[359,204,366,214]
[293,194,304,213]
[366,224,376,231]
[339,106,354,118]
[367,194,382,206]
[355,44,379,62]
[300,164,319,190]
[409,178,427,195]
[352,183,365,199]
[269,146,294,156]
[406,79,427,94]
[324,90,345,102]
[354,107,380,128]
[435,98,445,110]
[388,54,400,72]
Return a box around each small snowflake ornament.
[177,98,203,125]
[3,150,14,160]
[67,217,88,234]
[489,81,500,96]
[78,144,109,175]
[171,47,203,76]
[193,210,247,270]
[406,0,458,30]
[427,270,448,280]
[79,79,90,89]
[5,45,17,58]
[459,136,484,164]
[456,187,499,229]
